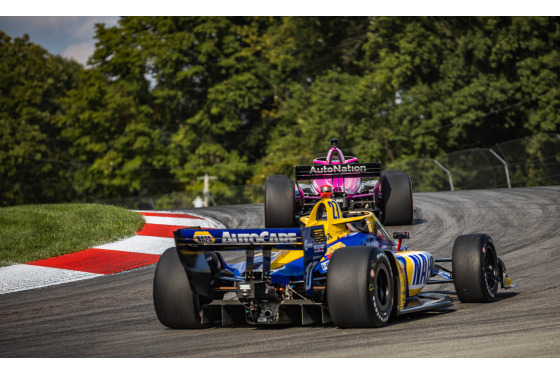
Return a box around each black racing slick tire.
[327,246,394,328]
[380,172,413,226]
[153,247,208,329]
[264,175,296,228]
[266,175,289,179]
[452,234,499,303]
[381,169,402,176]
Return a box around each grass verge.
[0,204,145,267]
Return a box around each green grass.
[0,204,145,267]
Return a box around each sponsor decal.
[311,243,326,252]
[325,241,346,256]
[221,231,298,244]
[193,231,215,243]
[309,164,367,174]
[397,252,434,289]
[320,259,330,272]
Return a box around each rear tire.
[327,246,394,328]
[153,247,208,329]
[380,173,413,226]
[452,234,499,303]
[265,175,296,228]
[381,169,402,175]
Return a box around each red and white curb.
[0,211,225,295]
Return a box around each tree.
[358,17,560,160]
[4,17,560,206]
[0,32,82,206]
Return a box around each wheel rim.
[374,265,390,311]
[483,246,497,291]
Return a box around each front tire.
[452,234,499,303]
[153,247,208,329]
[327,246,394,328]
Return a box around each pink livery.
[311,146,361,195]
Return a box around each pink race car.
[264,139,414,228]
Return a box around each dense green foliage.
[1,17,560,207]
[0,204,144,266]
[0,32,82,204]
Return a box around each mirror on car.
[392,232,410,240]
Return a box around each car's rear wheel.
[381,169,402,175]
[327,246,394,328]
[264,175,296,228]
[153,247,208,329]
[452,234,499,302]
[380,172,413,226]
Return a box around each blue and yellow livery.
[153,190,517,329]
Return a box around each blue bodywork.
[216,230,394,290]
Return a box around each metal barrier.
[385,133,560,192]
[98,133,560,209]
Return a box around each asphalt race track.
[1,187,559,357]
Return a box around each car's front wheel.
[452,234,499,302]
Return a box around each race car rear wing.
[173,226,327,296]
[295,161,382,181]
[174,227,304,246]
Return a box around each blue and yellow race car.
[153,183,516,329]
[153,189,515,329]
